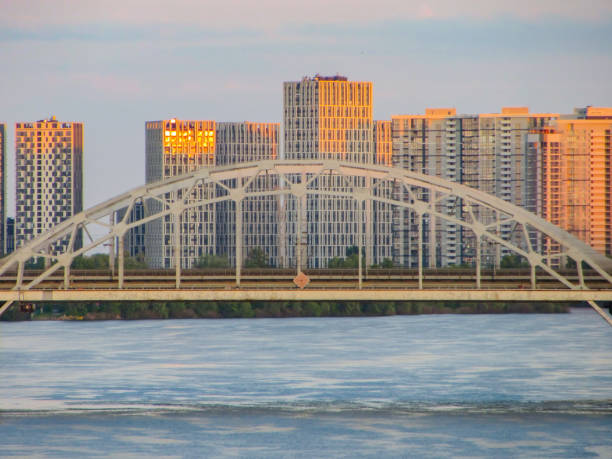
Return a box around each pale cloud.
[0,0,610,213]
[70,73,151,98]
[1,0,611,30]
[418,4,436,19]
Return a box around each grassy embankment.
[0,300,571,321]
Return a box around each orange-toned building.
[15,117,83,254]
[283,74,373,163]
[374,120,392,166]
[530,107,612,257]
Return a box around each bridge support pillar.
[236,199,242,287]
[296,192,306,275]
[365,177,373,270]
[429,197,436,268]
[118,234,124,289]
[64,265,70,289]
[418,212,423,290]
[358,199,363,290]
[531,264,536,290]
[109,213,115,278]
[174,211,181,289]
[578,261,585,289]
[16,261,24,289]
[476,233,481,289]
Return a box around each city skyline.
[1,0,611,214]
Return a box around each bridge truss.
[1,160,611,325]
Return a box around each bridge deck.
[2,288,612,303]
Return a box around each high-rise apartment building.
[391,109,458,267]
[145,119,216,269]
[475,108,558,265]
[372,120,394,264]
[215,122,280,267]
[283,75,393,268]
[15,117,83,253]
[0,123,5,255]
[529,107,612,257]
[391,107,558,267]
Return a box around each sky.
[1,0,611,214]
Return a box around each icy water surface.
[1,308,611,457]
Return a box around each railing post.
[118,233,124,289]
[495,221,501,268]
[476,233,481,289]
[358,199,363,290]
[109,213,115,278]
[235,199,242,287]
[366,177,373,269]
[174,211,181,289]
[577,260,585,289]
[418,212,423,290]
[296,193,306,275]
[16,261,24,289]
[64,264,70,290]
[429,195,436,268]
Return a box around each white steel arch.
[1,160,611,324]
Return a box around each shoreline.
[1,300,572,321]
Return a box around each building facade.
[391,108,559,267]
[283,75,393,268]
[144,119,216,269]
[15,117,83,254]
[215,122,280,267]
[0,123,5,255]
[529,107,612,258]
[5,217,14,255]
[391,109,457,267]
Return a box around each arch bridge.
[1,160,611,326]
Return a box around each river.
[1,308,611,457]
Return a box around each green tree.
[244,247,270,268]
[72,253,109,269]
[194,254,230,268]
[500,254,528,268]
[328,257,346,268]
[381,258,394,268]
[124,255,147,269]
[219,301,254,318]
[327,248,365,269]
[25,257,45,269]
[71,253,146,270]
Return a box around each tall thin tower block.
[15,117,83,254]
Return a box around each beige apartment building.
[215,122,280,267]
[391,107,558,267]
[283,75,393,268]
[15,117,83,254]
